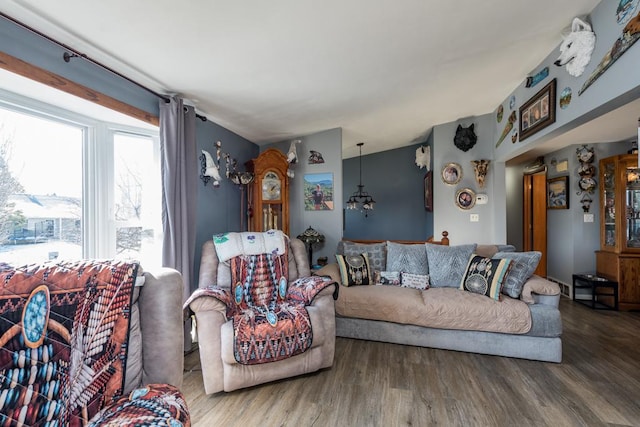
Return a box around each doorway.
[523,170,547,276]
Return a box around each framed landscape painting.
[547,176,569,209]
[304,173,333,211]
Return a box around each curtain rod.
[0,11,207,122]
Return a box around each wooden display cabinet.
[596,154,640,310]
[246,148,289,235]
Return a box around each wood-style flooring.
[182,298,640,427]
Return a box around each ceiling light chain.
[346,142,376,217]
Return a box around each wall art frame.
[424,171,433,212]
[519,79,557,141]
[303,172,333,211]
[455,188,476,210]
[441,162,462,185]
[547,176,569,209]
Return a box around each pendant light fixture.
[346,142,376,217]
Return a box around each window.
[0,89,161,268]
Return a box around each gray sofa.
[125,267,185,392]
[318,242,563,363]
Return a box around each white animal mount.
[287,139,302,178]
[415,145,430,170]
[201,149,223,188]
[554,17,596,77]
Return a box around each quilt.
[0,259,138,426]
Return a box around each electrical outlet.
[470,214,479,222]
[584,213,594,223]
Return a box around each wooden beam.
[0,50,159,126]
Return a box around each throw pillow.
[425,243,477,288]
[460,255,512,300]
[401,273,430,290]
[374,270,401,286]
[336,253,373,286]
[494,251,542,298]
[343,242,387,272]
[386,242,428,275]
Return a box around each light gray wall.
[505,164,525,251]
[493,0,640,163]
[432,113,504,245]
[263,128,342,264]
[543,142,630,285]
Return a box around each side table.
[572,273,618,310]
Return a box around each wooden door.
[523,171,547,276]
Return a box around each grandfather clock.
[247,148,290,235]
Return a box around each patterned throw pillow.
[460,255,512,300]
[386,242,428,275]
[401,273,430,290]
[494,251,542,298]
[374,270,401,286]
[336,253,373,286]
[342,242,387,272]
[425,243,477,288]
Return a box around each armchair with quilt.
[186,230,338,394]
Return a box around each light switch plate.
[470,214,479,222]
[584,213,594,223]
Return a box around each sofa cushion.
[342,241,387,271]
[460,255,512,300]
[386,242,428,275]
[401,273,430,290]
[336,253,373,286]
[375,270,401,286]
[495,251,542,298]
[425,243,477,288]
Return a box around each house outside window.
[0,89,161,268]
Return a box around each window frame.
[0,87,160,263]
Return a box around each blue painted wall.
[343,142,434,241]
[0,15,158,116]
[193,122,258,285]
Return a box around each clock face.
[262,172,281,200]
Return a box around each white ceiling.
[2,0,627,159]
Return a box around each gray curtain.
[159,96,198,304]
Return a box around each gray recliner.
[187,234,337,394]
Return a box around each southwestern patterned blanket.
[0,259,138,426]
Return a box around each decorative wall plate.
[441,163,462,185]
[455,188,476,210]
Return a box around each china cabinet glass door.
[624,162,640,249]
[602,159,616,248]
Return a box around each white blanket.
[213,230,287,262]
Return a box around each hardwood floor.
[182,298,640,426]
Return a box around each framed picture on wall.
[455,188,476,210]
[424,171,433,211]
[441,162,462,185]
[519,79,556,141]
[547,176,569,209]
[304,173,334,211]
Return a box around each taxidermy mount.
[454,124,477,152]
[415,145,430,170]
[554,17,596,77]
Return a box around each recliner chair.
[187,231,337,394]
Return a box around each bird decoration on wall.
[287,139,302,178]
[200,149,223,187]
